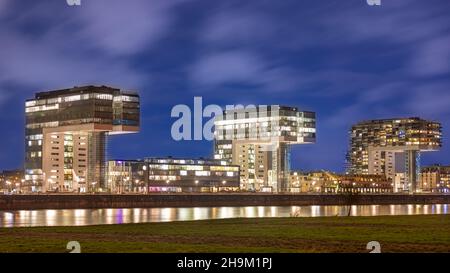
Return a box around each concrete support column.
[405,150,420,193]
[88,132,107,192]
[277,142,291,193]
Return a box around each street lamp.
[47,178,55,192]
[6,180,11,193]
[142,164,149,194]
[124,177,130,193]
[135,179,140,193]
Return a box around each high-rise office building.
[214,105,316,192]
[348,117,441,192]
[24,86,140,193]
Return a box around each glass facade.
[215,106,316,143]
[214,105,316,192]
[348,117,441,193]
[289,171,393,194]
[107,158,240,193]
[24,86,140,193]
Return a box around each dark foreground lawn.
[0,215,449,253]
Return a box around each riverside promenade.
[1,193,450,210]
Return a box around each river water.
[0,204,449,227]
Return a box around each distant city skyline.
[1,0,450,172]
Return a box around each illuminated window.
[64,95,81,102]
[195,171,210,176]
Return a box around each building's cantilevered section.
[348,117,441,193]
[214,105,316,192]
[25,85,140,193]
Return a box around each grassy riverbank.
[0,215,449,253]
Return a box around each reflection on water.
[0,204,449,228]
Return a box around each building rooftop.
[354,117,440,126]
[421,165,450,171]
[32,85,138,100]
[221,105,315,115]
[109,157,239,166]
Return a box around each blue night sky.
[0,0,449,172]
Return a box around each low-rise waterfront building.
[321,173,393,194]
[289,170,393,193]
[107,157,240,193]
[288,171,325,193]
[420,165,450,193]
[0,169,25,193]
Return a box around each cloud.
[358,82,409,103]
[189,50,311,94]
[410,35,450,77]
[1,0,450,171]
[0,0,10,14]
[0,28,144,93]
[192,1,450,100]
[324,104,365,128]
[404,81,450,117]
[0,0,188,106]
[317,1,449,45]
[190,50,263,86]
[315,1,450,83]
[77,0,180,55]
[0,89,8,105]
[197,1,450,79]
[201,9,275,46]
